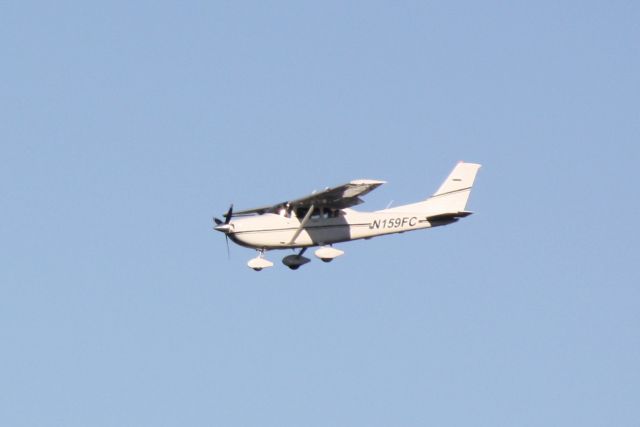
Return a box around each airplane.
[213,161,481,271]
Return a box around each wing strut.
[288,204,315,245]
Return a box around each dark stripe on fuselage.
[231,223,370,236]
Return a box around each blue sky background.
[1,1,639,426]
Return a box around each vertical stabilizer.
[427,161,481,213]
[380,161,482,215]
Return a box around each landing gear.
[248,247,344,271]
[247,249,273,271]
[314,246,344,263]
[282,248,311,270]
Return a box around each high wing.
[230,179,386,217]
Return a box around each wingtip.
[351,179,386,185]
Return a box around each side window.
[295,207,342,219]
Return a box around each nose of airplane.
[214,223,232,233]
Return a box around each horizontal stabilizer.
[426,211,473,221]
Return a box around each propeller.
[224,233,230,259]
[213,204,234,259]
[214,204,233,225]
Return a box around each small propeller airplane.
[214,161,481,271]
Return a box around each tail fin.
[380,161,481,215]
[424,161,481,214]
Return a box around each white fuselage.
[227,208,456,250]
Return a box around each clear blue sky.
[2,1,639,426]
